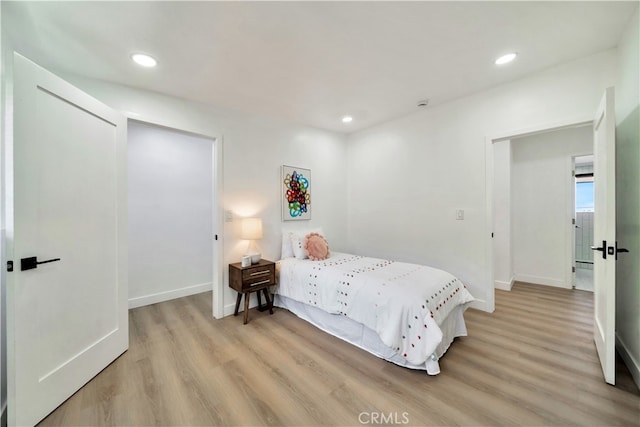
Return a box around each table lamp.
[240,217,263,264]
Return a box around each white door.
[7,54,128,425]
[592,87,616,385]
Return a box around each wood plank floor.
[39,282,640,426]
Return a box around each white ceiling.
[4,1,637,133]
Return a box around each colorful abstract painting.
[282,165,311,221]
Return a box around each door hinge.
[491,232,494,238]
[7,260,13,272]
[572,266,576,273]
[572,170,575,177]
[572,218,575,225]
[215,234,218,241]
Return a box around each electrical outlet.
[456,209,465,220]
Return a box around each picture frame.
[281,165,311,221]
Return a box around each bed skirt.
[274,294,470,375]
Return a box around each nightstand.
[229,259,276,324]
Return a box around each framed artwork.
[282,165,311,221]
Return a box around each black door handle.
[591,240,607,260]
[616,242,630,260]
[20,256,61,271]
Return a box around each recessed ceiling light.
[342,116,353,123]
[131,53,157,68]
[495,53,517,65]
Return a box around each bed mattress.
[275,252,474,374]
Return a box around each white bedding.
[276,252,474,367]
[274,294,469,374]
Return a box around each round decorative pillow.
[304,232,330,261]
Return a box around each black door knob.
[616,242,630,260]
[20,256,61,271]
[591,240,607,260]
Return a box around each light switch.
[224,210,233,222]
[456,209,465,220]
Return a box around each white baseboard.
[222,303,238,317]
[223,303,237,317]
[128,282,211,309]
[513,274,568,289]
[469,299,492,313]
[616,333,640,390]
[223,292,264,317]
[494,277,514,291]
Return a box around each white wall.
[614,7,640,389]
[493,139,512,290]
[58,73,349,317]
[511,126,592,288]
[346,49,617,311]
[127,121,214,308]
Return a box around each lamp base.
[245,239,262,264]
[246,252,261,264]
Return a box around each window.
[576,175,594,212]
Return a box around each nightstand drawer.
[242,266,273,280]
[241,267,275,289]
[242,277,272,290]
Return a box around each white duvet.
[276,252,474,366]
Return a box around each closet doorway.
[127,120,220,310]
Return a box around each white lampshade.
[241,218,263,264]
[240,217,263,241]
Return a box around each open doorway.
[574,155,595,291]
[127,120,220,309]
[489,121,594,302]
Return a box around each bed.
[274,235,474,375]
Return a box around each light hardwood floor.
[40,282,639,426]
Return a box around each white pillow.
[280,228,324,259]
[281,231,295,259]
[291,232,307,259]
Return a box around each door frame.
[123,115,224,319]
[485,115,593,307]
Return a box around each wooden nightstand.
[229,259,276,324]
